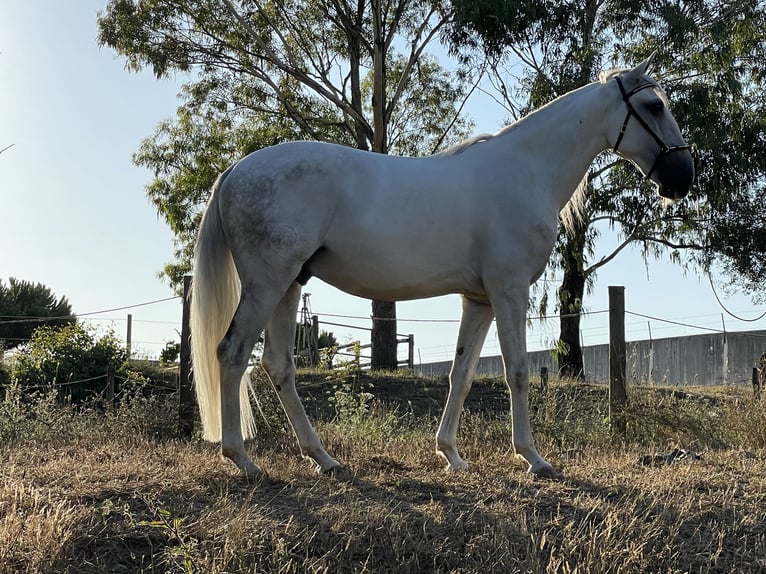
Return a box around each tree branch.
[429,60,487,154]
[386,10,448,121]
[220,0,373,136]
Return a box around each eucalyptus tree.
[449,0,766,377]
[98,0,474,369]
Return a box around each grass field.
[2,370,766,573]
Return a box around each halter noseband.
[612,76,693,180]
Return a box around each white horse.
[190,53,695,479]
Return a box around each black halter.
[612,76,694,180]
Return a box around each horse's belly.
[308,251,484,302]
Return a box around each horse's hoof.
[444,460,469,472]
[529,462,563,481]
[241,467,269,485]
[318,461,339,474]
[222,455,268,484]
[321,463,353,482]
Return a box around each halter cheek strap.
[612,76,694,180]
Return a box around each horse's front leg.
[490,285,560,479]
[436,296,494,470]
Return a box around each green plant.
[327,374,375,428]
[0,352,11,390]
[331,340,364,373]
[11,322,128,403]
[159,341,181,365]
[135,495,198,574]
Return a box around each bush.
[12,322,128,403]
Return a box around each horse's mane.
[560,173,588,237]
[558,71,621,236]
[599,66,660,90]
[436,133,497,156]
[599,67,626,82]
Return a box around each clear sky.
[2,1,765,366]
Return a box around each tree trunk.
[369,0,397,370]
[558,234,587,380]
[371,300,398,370]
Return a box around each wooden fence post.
[311,315,320,366]
[179,274,195,440]
[126,314,132,359]
[609,286,627,435]
[540,366,548,396]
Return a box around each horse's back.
[218,140,458,225]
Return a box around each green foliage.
[327,374,375,428]
[317,330,338,368]
[332,340,364,372]
[0,378,181,447]
[448,0,599,61]
[11,322,128,403]
[0,277,74,349]
[135,496,197,574]
[159,341,180,365]
[365,54,474,156]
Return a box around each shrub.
[12,322,128,403]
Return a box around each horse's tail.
[190,165,255,442]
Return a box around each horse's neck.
[493,81,612,207]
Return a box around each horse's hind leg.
[262,282,340,473]
[436,297,494,470]
[217,286,283,476]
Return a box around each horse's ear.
[628,51,657,80]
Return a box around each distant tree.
[708,197,766,302]
[0,278,74,349]
[159,341,181,365]
[318,330,338,350]
[294,321,337,367]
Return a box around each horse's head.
[608,53,695,200]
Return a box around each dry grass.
[2,375,766,573]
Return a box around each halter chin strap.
[612,76,694,180]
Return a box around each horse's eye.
[645,100,665,115]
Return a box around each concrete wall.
[416,329,766,386]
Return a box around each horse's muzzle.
[653,147,696,200]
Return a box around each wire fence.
[3,293,766,368]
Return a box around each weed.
[326,373,375,427]
[135,495,198,574]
